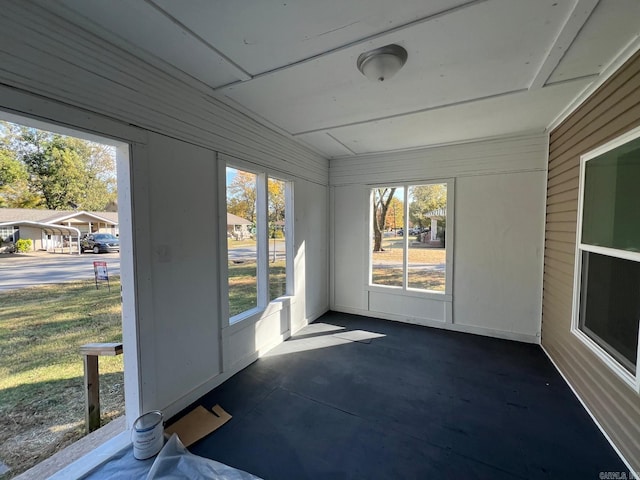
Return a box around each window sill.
[366,284,452,302]
[224,296,292,336]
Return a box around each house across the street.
[0,208,119,253]
[0,208,252,252]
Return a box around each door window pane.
[371,187,404,287]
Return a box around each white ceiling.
[39,0,640,158]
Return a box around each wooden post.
[80,342,123,433]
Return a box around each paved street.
[0,242,285,292]
[0,252,120,291]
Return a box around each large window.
[572,126,640,389]
[226,165,291,322]
[370,181,452,295]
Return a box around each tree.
[227,170,257,223]
[372,188,396,252]
[267,178,285,224]
[0,144,41,208]
[384,196,404,231]
[409,184,447,229]
[0,121,117,210]
[0,150,25,187]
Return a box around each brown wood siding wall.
[543,49,640,470]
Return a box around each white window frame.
[222,159,294,326]
[367,179,454,301]
[571,125,640,392]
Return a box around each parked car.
[81,233,120,254]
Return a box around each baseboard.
[540,344,634,474]
[331,306,540,344]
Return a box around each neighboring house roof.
[1,208,251,227]
[424,208,446,218]
[227,213,252,225]
[0,220,81,236]
[0,208,119,225]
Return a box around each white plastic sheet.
[146,434,262,480]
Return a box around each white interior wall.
[0,0,330,422]
[330,134,547,343]
[139,133,221,412]
[132,135,330,419]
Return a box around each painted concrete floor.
[89,311,626,479]
[187,312,626,479]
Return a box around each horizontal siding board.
[542,264,575,288]
[548,154,580,178]
[542,282,573,308]
[545,230,576,244]
[545,200,578,214]
[546,211,578,223]
[549,102,640,169]
[542,278,574,301]
[547,167,578,187]
[546,177,579,196]
[549,69,640,156]
[545,221,577,234]
[543,247,574,266]
[543,46,640,471]
[544,239,577,255]
[550,51,640,145]
[546,188,578,204]
[542,273,574,298]
[0,1,328,185]
[541,297,572,322]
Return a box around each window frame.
[222,159,294,326]
[571,125,640,391]
[367,178,454,301]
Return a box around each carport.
[0,221,81,254]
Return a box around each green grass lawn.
[228,260,286,317]
[0,279,124,478]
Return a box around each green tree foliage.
[409,184,447,229]
[0,135,41,208]
[0,121,117,210]
[227,169,257,223]
[0,150,26,187]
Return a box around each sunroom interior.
[1,0,640,477]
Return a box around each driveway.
[0,252,120,291]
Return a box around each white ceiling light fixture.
[357,44,408,82]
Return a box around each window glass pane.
[268,178,287,300]
[371,187,404,287]
[226,167,258,317]
[579,251,640,374]
[582,136,640,252]
[407,184,447,291]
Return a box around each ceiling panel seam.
[214,0,491,91]
[291,88,530,136]
[529,0,599,90]
[145,0,252,81]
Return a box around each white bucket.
[132,410,164,460]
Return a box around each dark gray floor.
[173,312,625,479]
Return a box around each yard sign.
[93,261,110,291]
